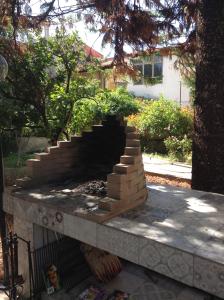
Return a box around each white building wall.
[127,55,190,106]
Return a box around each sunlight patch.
[186,197,217,213]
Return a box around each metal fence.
[32,236,91,298]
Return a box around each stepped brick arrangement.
[16,116,148,222]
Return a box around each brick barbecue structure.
[4,117,224,300]
[16,116,148,222]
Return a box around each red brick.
[127,187,148,202]
[125,126,136,133]
[26,159,40,167]
[35,152,52,161]
[126,175,144,187]
[126,139,140,147]
[70,135,82,144]
[125,172,139,181]
[98,198,122,211]
[126,132,140,139]
[138,180,146,191]
[125,147,141,156]
[113,163,137,174]
[107,173,127,184]
[47,146,60,154]
[58,140,76,148]
[107,180,137,192]
[120,155,135,164]
[92,125,104,131]
[107,185,138,200]
[120,155,143,165]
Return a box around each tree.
[1,0,224,194]
[191,1,224,194]
[0,28,100,141]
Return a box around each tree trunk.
[192,1,224,193]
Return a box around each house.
[103,49,191,106]
[40,21,190,105]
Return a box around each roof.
[102,46,176,65]
[84,45,103,59]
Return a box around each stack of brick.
[99,126,148,212]
[16,136,83,188]
[16,116,126,188]
[15,119,148,220]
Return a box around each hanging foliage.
[0,0,198,64]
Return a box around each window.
[132,54,163,85]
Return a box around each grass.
[3,152,35,168]
[143,152,171,161]
[143,152,192,165]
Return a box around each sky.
[28,0,115,58]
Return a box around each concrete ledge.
[4,184,224,298]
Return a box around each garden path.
[143,155,192,180]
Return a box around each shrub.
[137,98,193,139]
[164,135,192,162]
[127,97,193,159]
[70,98,99,134]
[95,87,140,118]
[69,88,139,133]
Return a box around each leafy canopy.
[0,28,100,140]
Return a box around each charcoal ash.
[76,180,107,197]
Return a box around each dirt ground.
[145,172,191,189]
